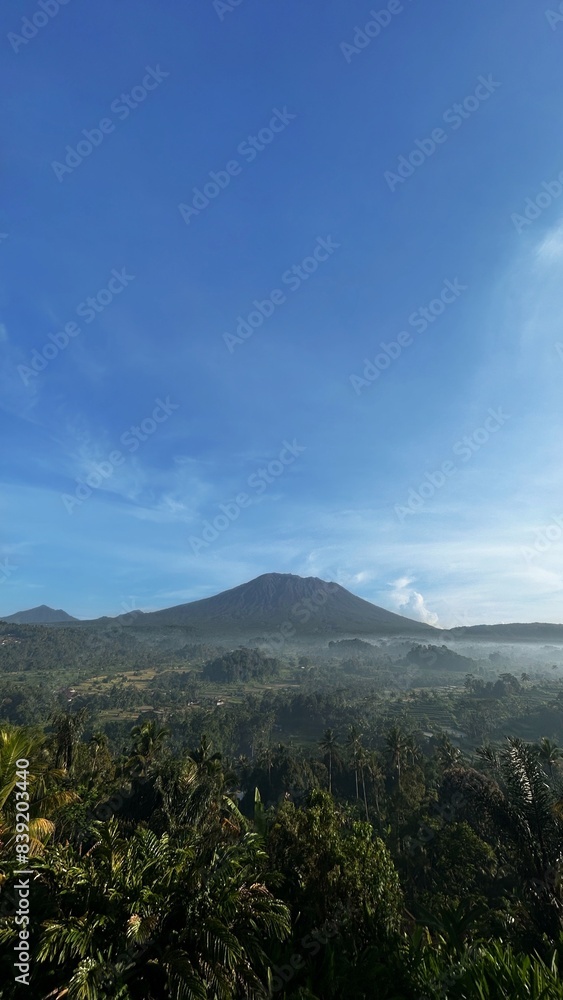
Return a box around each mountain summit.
[116,573,436,636]
[1,605,78,625]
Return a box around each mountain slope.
[1,605,78,625]
[115,573,437,637]
[444,622,563,642]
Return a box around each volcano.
[115,573,437,637]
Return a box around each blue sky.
[1,0,563,625]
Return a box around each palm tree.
[385,724,413,852]
[345,725,362,801]
[364,749,384,822]
[156,740,244,841]
[51,708,88,773]
[449,737,563,938]
[537,737,563,778]
[87,731,112,783]
[436,734,461,770]
[385,724,409,793]
[0,727,78,857]
[187,733,221,766]
[404,732,421,768]
[257,743,274,782]
[319,729,339,794]
[356,746,371,821]
[474,743,499,772]
[34,818,290,998]
[127,720,169,777]
[498,738,554,877]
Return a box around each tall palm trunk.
[360,763,369,821]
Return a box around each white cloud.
[388,576,440,626]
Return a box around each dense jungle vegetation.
[0,711,563,997]
[1,622,563,996]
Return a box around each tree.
[363,749,384,823]
[537,737,563,777]
[345,725,362,802]
[385,724,409,794]
[50,708,88,773]
[257,742,274,782]
[31,818,290,999]
[0,727,78,857]
[267,790,404,997]
[424,821,497,903]
[436,734,461,770]
[441,739,563,940]
[319,728,339,794]
[127,720,169,777]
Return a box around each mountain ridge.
[1,604,78,625]
[3,577,563,642]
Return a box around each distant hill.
[405,643,475,671]
[0,605,78,625]
[328,638,378,652]
[445,623,563,642]
[112,573,437,637]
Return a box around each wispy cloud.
[535,220,563,262]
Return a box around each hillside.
[445,623,563,642]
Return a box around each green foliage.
[202,647,281,683]
[406,643,474,672]
[1,646,563,998]
[30,820,290,999]
[268,790,403,937]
